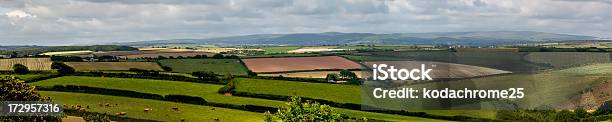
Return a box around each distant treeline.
[0,45,137,57]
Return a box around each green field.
[31,76,282,107]
[159,59,249,75]
[41,91,263,122]
[235,78,361,104]
[31,76,443,121]
[259,46,302,54]
[234,78,497,119]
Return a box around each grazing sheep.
[144,108,152,112]
[172,107,179,111]
[180,118,185,122]
[214,117,220,121]
[211,108,215,110]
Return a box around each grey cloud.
[0,0,610,45]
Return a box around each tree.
[212,54,224,59]
[594,100,612,116]
[326,73,338,81]
[0,76,61,121]
[12,64,29,74]
[574,107,590,118]
[339,70,356,80]
[162,66,173,72]
[51,62,75,75]
[554,110,578,122]
[265,97,342,122]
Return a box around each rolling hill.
[114,31,599,46]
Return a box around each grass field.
[235,78,361,104]
[0,58,52,71]
[31,76,442,121]
[234,78,498,119]
[65,62,163,71]
[159,59,249,75]
[258,46,302,54]
[40,91,264,122]
[31,76,283,107]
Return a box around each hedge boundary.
[37,85,277,113]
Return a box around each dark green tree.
[212,54,224,59]
[12,64,29,74]
[162,66,173,72]
[326,73,339,81]
[339,70,356,80]
[594,100,612,116]
[51,62,75,75]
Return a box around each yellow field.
[288,46,347,53]
[0,58,52,71]
[40,50,94,56]
[65,62,163,71]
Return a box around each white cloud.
[5,10,36,19]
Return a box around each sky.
[0,0,610,46]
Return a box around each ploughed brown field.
[0,58,52,71]
[65,62,163,71]
[242,56,363,73]
[258,71,365,79]
[363,61,511,79]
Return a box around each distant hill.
[113,31,599,46]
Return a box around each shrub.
[12,64,29,74]
[212,54,224,59]
[164,95,207,105]
[161,66,172,72]
[265,96,342,122]
[0,76,60,121]
[594,100,612,116]
[51,62,75,75]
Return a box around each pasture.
[32,76,442,121]
[64,62,163,71]
[40,91,264,122]
[242,56,363,73]
[159,59,249,75]
[233,78,497,119]
[0,58,52,71]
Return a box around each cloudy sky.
[0,0,610,45]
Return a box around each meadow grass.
[32,76,446,121]
[40,91,263,122]
[159,59,249,75]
